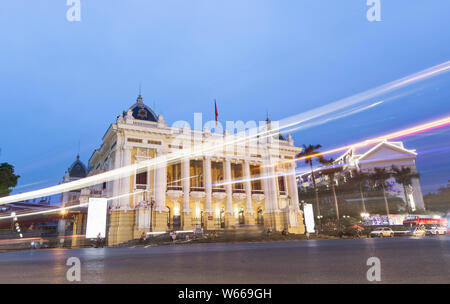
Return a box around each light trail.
[0,61,449,205]
[0,203,89,221]
[273,115,450,168]
[3,145,449,222]
[222,119,450,187]
[0,190,145,221]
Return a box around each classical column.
[154,151,167,211]
[224,158,233,213]
[204,156,215,230]
[244,160,255,224]
[120,147,132,209]
[204,156,213,213]
[182,157,192,229]
[262,164,272,212]
[224,158,236,227]
[182,157,191,212]
[262,159,282,231]
[268,165,279,211]
[288,164,300,211]
[152,151,168,231]
[112,146,123,208]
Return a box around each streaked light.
[0,61,448,206]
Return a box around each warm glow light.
[174,204,180,216]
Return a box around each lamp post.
[150,197,155,232]
[317,215,323,232]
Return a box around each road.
[0,236,449,283]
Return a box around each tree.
[347,170,370,214]
[0,163,20,197]
[318,157,344,227]
[368,168,391,216]
[391,166,420,213]
[296,144,324,220]
[423,184,450,214]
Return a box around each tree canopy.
[424,184,450,214]
[0,163,20,197]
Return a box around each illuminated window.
[211,161,225,192]
[167,162,182,191]
[278,176,286,195]
[250,165,263,193]
[190,160,204,190]
[231,163,244,192]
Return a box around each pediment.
[358,142,416,162]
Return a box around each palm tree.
[349,170,369,214]
[318,157,344,227]
[391,166,420,213]
[296,144,323,221]
[368,168,391,216]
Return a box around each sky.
[0,0,449,196]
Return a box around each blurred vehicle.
[403,215,445,227]
[407,227,426,237]
[425,226,447,236]
[370,227,394,238]
[30,238,49,249]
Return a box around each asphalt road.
[0,236,449,283]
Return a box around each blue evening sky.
[0,0,449,196]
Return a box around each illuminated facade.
[298,140,425,212]
[84,94,305,245]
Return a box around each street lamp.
[316,215,323,232]
[150,197,155,232]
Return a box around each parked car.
[407,227,426,237]
[370,227,394,238]
[426,226,447,236]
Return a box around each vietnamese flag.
[214,99,218,126]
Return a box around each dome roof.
[127,94,158,122]
[68,155,87,178]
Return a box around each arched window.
[238,208,245,225]
[257,208,264,225]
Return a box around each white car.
[426,226,447,236]
[407,227,426,237]
[370,227,394,238]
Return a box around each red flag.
[214,99,218,126]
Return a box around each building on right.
[297,140,425,212]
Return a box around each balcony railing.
[190,187,205,192]
[167,185,182,191]
[251,189,264,195]
[212,187,226,193]
[136,184,147,190]
[232,188,245,194]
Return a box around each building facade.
[82,95,305,245]
[298,140,425,212]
